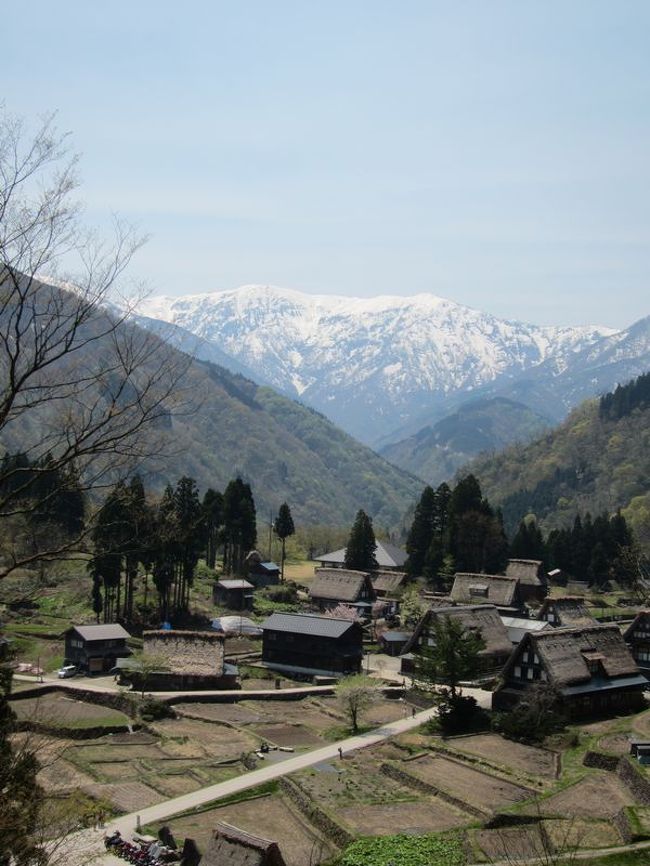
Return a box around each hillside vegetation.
[380,397,549,486]
[0,281,421,529]
[466,373,650,544]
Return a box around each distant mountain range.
[135,285,649,483]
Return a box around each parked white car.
[57,664,78,678]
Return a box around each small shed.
[201,822,287,866]
[64,624,131,674]
[213,579,254,611]
[378,630,413,657]
[245,550,280,587]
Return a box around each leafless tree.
[0,109,192,577]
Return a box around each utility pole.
[268,509,274,560]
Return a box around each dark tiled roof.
[69,623,130,641]
[262,612,357,639]
[313,540,407,569]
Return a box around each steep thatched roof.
[371,571,408,594]
[505,559,546,587]
[403,604,512,660]
[623,610,650,641]
[538,597,595,628]
[450,573,520,607]
[309,569,374,602]
[505,624,640,688]
[201,822,286,866]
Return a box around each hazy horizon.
[6,1,650,329]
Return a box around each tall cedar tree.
[405,486,437,577]
[202,488,224,569]
[274,502,295,582]
[222,478,257,575]
[415,615,485,699]
[344,509,377,570]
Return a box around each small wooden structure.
[450,573,523,613]
[538,596,595,629]
[313,540,407,571]
[201,822,287,866]
[245,550,280,587]
[505,559,548,603]
[624,611,650,677]
[213,579,254,611]
[309,568,376,615]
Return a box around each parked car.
[57,664,78,678]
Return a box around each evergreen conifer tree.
[344,509,377,571]
[274,502,295,582]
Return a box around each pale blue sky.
[5,1,650,327]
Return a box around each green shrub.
[340,832,465,866]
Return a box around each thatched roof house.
[313,540,407,571]
[133,630,238,691]
[402,604,513,677]
[450,573,522,611]
[538,597,595,629]
[201,822,287,866]
[371,570,408,597]
[505,559,548,602]
[309,568,375,612]
[623,611,650,676]
[494,624,647,717]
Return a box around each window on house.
[527,668,534,680]
[514,665,522,678]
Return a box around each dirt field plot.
[151,717,259,757]
[536,773,635,819]
[448,733,557,778]
[599,732,634,755]
[408,755,533,810]
[363,699,415,726]
[174,702,263,724]
[88,781,167,812]
[10,693,130,728]
[37,756,96,791]
[246,698,342,731]
[297,746,416,808]
[253,723,324,747]
[342,800,467,835]
[157,795,333,866]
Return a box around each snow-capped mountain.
[136,285,619,446]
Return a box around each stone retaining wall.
[582,751,619,771]
[617,757,650,805]
[379,762,488,819]
[279,777,353,849]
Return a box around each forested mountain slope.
[1,283,422,528]
[380,397,550,486]
[466,373,650,541]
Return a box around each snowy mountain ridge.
[136,284,619,445]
